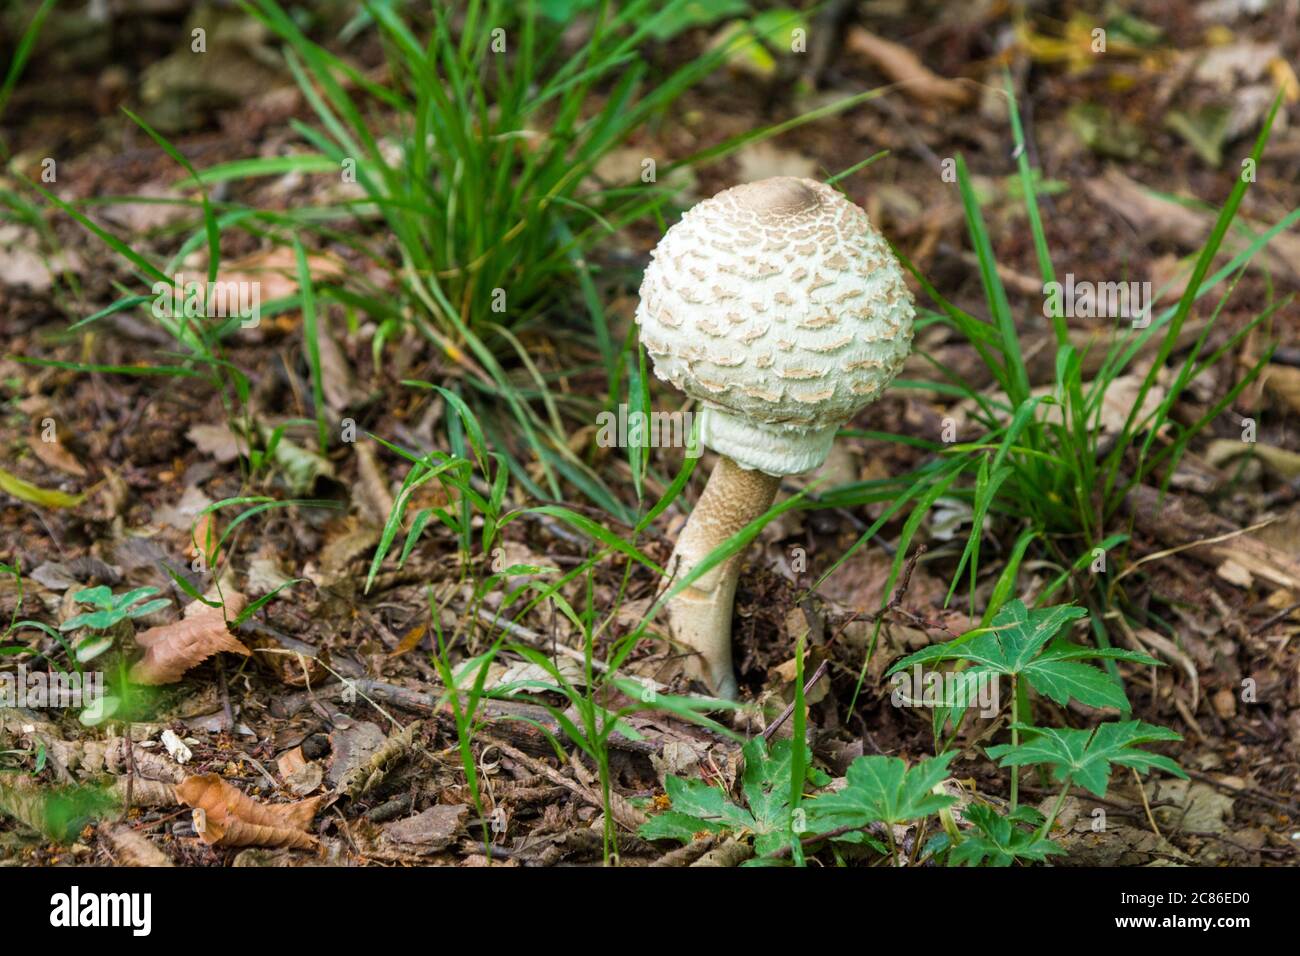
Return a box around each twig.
[1183,769,1300,817]
[478,733,647,832]
[215,653,234,733]
[765,821,887,861]
[121,722,134,823]
[1251,599,1300,636]
[649,834,718,867]
[690,836,753,867]
[761,660,829,741]
[1113,517,1277,583]
[475,606,610,674]
[1131,767,1163,841]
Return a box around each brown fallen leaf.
[383,804,468,853]
[387,623,427,658]
[1207,438,1300,480]
[1263,363,1300,416]
[315,316,365,414]
[1085,169,1300,281]
[196,815,317,850]
[103,825,174,867]
[186,423,248,464]
[844,28,971,106]
[354,441,395,527]
[131,593,252,685]
[307,516,380,588]
[175,773,321,850]
[277,746,308,780]
[27,435,88,478]
[216,246,346,305]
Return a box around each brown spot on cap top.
[633,175,916,470]
[730,176,822,217]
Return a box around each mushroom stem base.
[663,456,781,699]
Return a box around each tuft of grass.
[812,80,1295,689]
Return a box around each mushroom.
[635,177,915,698]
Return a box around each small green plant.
[640,737,831,860]
[640,739,958,866]
[887,599,1159,808]
[58,586,170,664]
[943,804,1062,867]
[364,393,738,863]
[801,750,959,863]
[639,601,1186,866]
[0,779,118,843]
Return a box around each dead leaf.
[387,623,427,658]
[217,246,346,307]
[186,423,248,464]
[316,319,364,413]
[29,561,80,591]
[383,804,468,852]
[326,721,387,790]
[284,762,324,797]
[131,594,252,685]
[103,825,173,866]
[27,435,88,478]
[244,554,293,595]
[1085,169,1300,281]
[175,773,321,850]
[0,226,81,291]
[1192,42,1278,90]
[1207,438,1300,479]
[99,183,192,232]
[354,441,395,527]
[277,747,308,780]
[307,516,379,587]
[1098,375,1167,436]
[735,142,818,183]
[1263,363,1300,416]
[155,484,213,530]
[845,27,970,106]
[189,511,218,565]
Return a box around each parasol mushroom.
[636,176,915,698]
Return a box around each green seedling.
[58,586,170,664]
[640,602,1186,866]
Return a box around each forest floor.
[1,1,1298,866]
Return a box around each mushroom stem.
[662,455,781,698]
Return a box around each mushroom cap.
[635,177,915,476]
